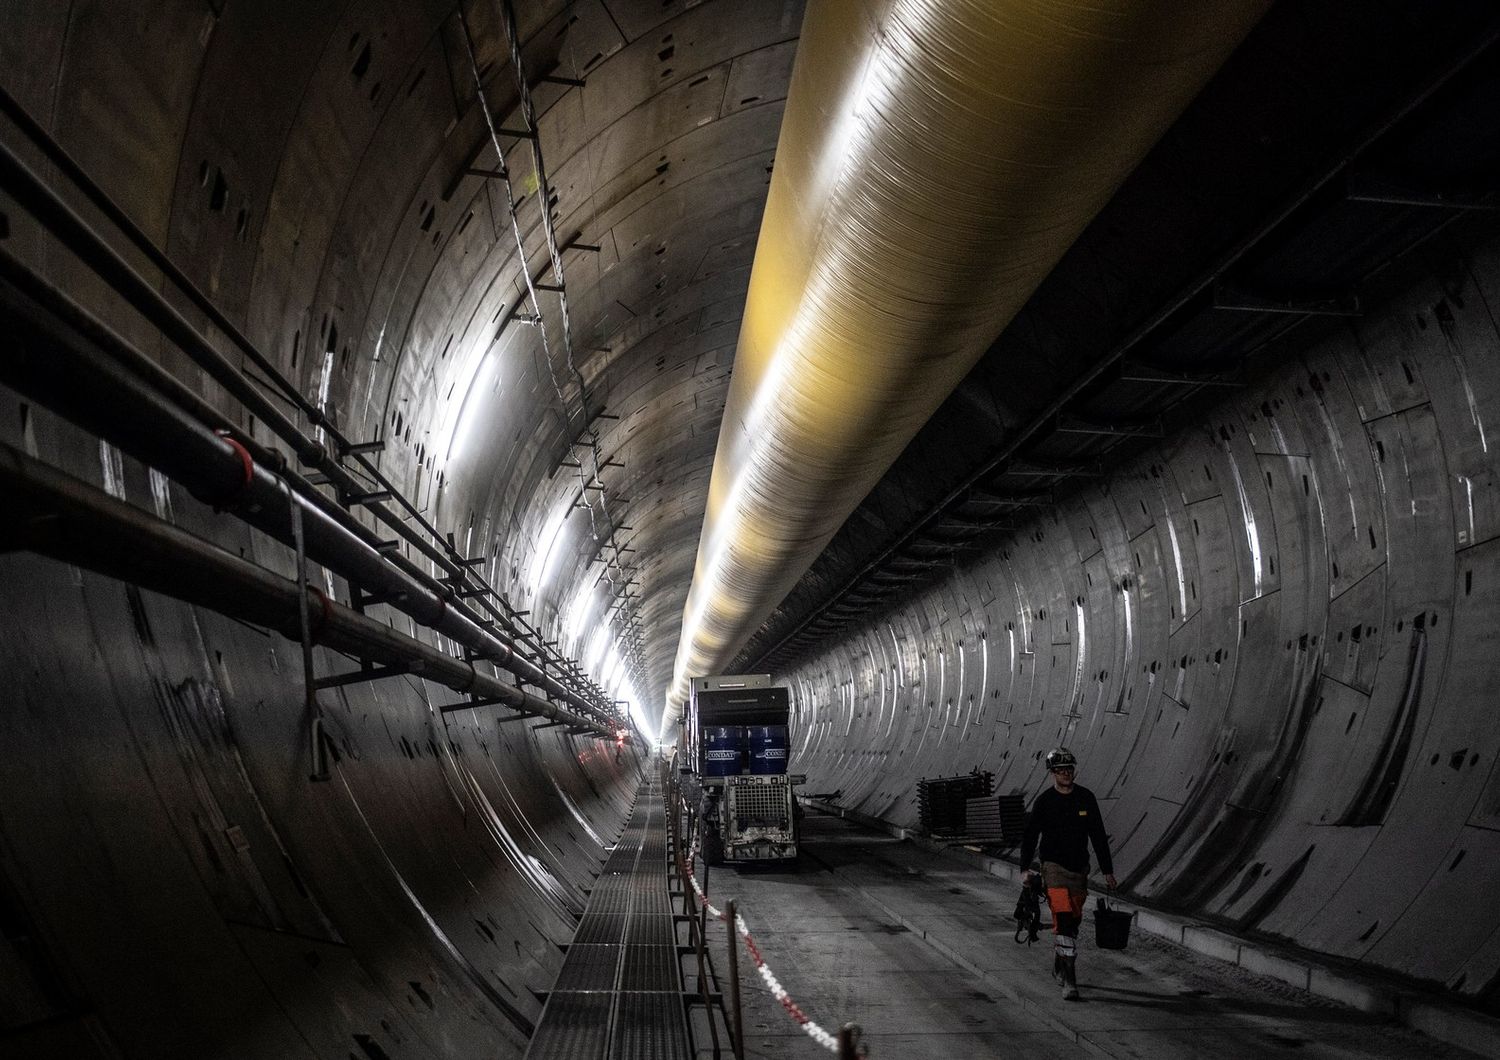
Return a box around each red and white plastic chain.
[681,846,840,1053]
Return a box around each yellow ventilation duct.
[665,0,1268,726]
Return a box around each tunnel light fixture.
[612,675,652,739]
[563,585,595,646]
[598,648,655,736]
[1164,508,1189,621]
[528,505,572,598]
[1071,601,1088,715]
[956,638,967,729]
[979,633,990,717]
[601,645,625,691]
[314,350,335,446]
[583,624,611,673]
[935,643,946,723]
[1231,453,1266,595]
[440,347,496,466]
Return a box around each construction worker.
[1017,747,1115,1000]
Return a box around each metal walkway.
[525,775,690,1059]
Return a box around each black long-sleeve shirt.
[1017,784,1113,876]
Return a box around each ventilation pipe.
[665,0,1269,726]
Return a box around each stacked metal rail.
[916,771,994,836]
[963,793,1029,847]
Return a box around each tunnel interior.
[3,0,1500,1055]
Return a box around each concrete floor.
[691,811,1482,1059]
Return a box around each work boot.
[1052,954,1064,983]
[1061,956,1079,1000]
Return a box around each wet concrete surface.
[693,811,1483,1059]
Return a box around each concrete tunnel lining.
[2,0,1500,1055]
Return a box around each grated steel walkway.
[526,775,690,1059]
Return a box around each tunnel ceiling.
[8,0,1498,729]
[388,0,1500,725]
[737,0,1500,676]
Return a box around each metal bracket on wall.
[351,589,408,608]
[437,695,522,714]
[1212,281,1361,317]
[1055,415,1164,438]
[1000,459,1106,477]
[289,497,329,782]
[1345,170,1498,211]
[313,662,418,691]
[1117,363,1245,389]
[969,486,1056,506]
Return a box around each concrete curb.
[804,800,1500,1057]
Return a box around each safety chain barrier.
[666,767,870,1055]
[677,849,850,1053]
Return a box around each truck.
[680,674,800,865]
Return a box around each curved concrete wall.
[0,2,663,1055]
[786,238,1500,1003]
[1,546,639,1056]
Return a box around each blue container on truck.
[746,725,789,774]
[703,726,743,777]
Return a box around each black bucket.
[1094,897,1132,950]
